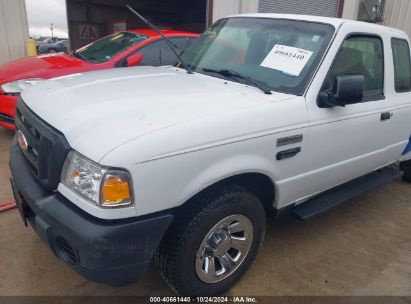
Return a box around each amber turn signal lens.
[102,176,131,204]
[71,171,80,178]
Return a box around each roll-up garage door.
[258,0,339,17]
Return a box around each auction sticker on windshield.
[261,45,313,77]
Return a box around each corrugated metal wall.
[383,0,411,38]
[0,0,29,65]
[212,0,258,22]
[258,0,339,17]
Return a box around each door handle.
[381,112,392,121]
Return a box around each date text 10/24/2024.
[149,297,258,303]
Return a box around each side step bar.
[291,167,402,220]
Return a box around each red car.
[0,29,199,130]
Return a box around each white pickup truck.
[9,14,411,296]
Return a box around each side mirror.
[318,75,364,108]
[127,53,143,67]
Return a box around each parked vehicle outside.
[9,14,411,296]
[35,37,63,52]
[0,29,199,130]
[38,40,69,54]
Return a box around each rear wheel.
[155,185,266,296]
[49,48,58,53]
[400,159,411,182]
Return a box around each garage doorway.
[66,0,209,49]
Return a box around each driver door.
[303,30,393,198]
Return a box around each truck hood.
[0,53,89,84]
[22,66,294,162]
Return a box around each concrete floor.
[0,127,410,296]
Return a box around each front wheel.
[156,185,266,296]
[400,159,411,182]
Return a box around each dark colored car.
[38,40,69,54]
[35,37,63,52]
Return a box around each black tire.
[49,48,58,53]
[400,159,411,182]
[155,185,266,296]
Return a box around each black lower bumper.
[0,113,15,125]
[9,140,174,286]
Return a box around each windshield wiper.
[202,68,272,95]
[126,4,193,74]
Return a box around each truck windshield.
[73,32,148,64]
[182,18,334,95]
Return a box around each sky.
[25,0,68,38]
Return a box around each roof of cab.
[228,13,407,36]
[127,29,198,37]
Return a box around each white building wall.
[0,0,29,65]
[213,0,259,22]
[342,0,361,19]
[383,0,411,38]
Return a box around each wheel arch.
[179,172,277,217]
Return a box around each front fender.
[130,141,280,217]
[178,153,277,208]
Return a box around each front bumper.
[0,94,17,130]
[9,139,174,286]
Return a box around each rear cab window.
[391,38,411,92]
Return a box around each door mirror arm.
[318,89,346,108]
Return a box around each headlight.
[0,78,44,94]
[61,151,133,208]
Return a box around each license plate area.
[10,179,28,227]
